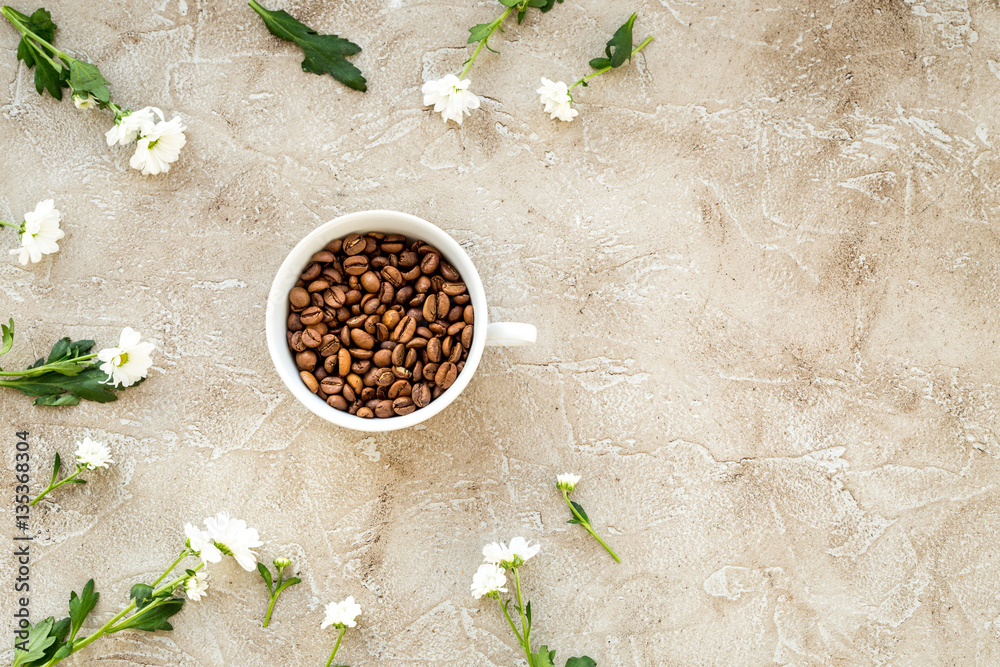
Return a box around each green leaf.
[12,617,55,667]
[538,0,563,12]
[257,562,273,594]
[497,0,521,6]
[47,337,71,362]
[248,1,366,92]
[276,576,302,594]
[525,600,532,628]
[28,616,70,667]
[570,500,591,524]
[11,366,118,404]
[1,317,14,357]
[114,598,184,633]
[68,60,111,105]
[129,583,155,611]
[589,57,612,70]
[530,645,557,667]
[10,8,68,100]
[467,23,494,44]
[566,658,597,667]
[66,478,87,483]
[34,393,82,406]
[604,13,636,68]
[69,579,99,639]
[50,452,61,485]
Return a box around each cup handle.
[485,322,537,347]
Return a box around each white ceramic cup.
[266,210,537,432]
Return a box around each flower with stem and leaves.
[257,556,302,627]
[1,5,187,174]
[1,199,64,265]
[557,473,620,562]
[473,537,595,667]
[10,516,261,667]
[321,596,362,667]
[0,319,154,406]
[422,0,563,124]
[537,13,653,122]
[29,438,112,506]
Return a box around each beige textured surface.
[2,0,1000,664]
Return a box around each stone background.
[1,0,999,665]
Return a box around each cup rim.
[265,210,488,432]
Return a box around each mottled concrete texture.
[1,0,999,664]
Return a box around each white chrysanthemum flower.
[471,563,507,599]
[184,571,209,601]
[73,93,98,110]
[321,596,362,629]
[75,437,113,469]
[97,327,155,388]
[556,473,581,492]
[422,74,480,125]
[537,78,578,122]
[106,107,161,147]
[130,116,186,176]
[185,523,222,565]
[483,537,540,568]
[203,512,263,571]
[10,199,64,265]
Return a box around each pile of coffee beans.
[286,232,474,419]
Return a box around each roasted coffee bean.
[383,310,402,330]
[399,250,419,267]
[448,306,463,322]
[437,293,450,317]
[378,283,394,304]
[362,294,381,315]
[407,336,428,349]
[422,297,437,322]
[343,233,365,255]
[426,337,442,363]
[364,314,379,334]
[448,321,466,336]
[373,349,392,367]
[448,343,464,364]
[461,325,474,348]
[351,360,371,375]
[338,348,352,376]
[302,263,322,281]
[290,331,306,352]
[393,316,417,343]
[440,263,460,281]
[344,255,369,275]
[429,322,447,335]
[346,314,367,328]
[289,286,310,308]
[351,328,375,350]
[405,348,418,367]
[396,286,414,304]
[324,286,346,308]
[357,407,375,419]
[441,336,452,358]
[288,313,304,332]
[360,271,381,293]
[320,376,344,395]
[328,394,348,410]
[319,334,340,356]
[345,289,362,306]
[412,383,432,408]
[423,362,439,381]
[441,282,466,296]
[307,279,330,293]
[302,327,323,348]
[381,265,403,287]
[393,396,416,415]
[361,387,376,401]
[392,365,412,379]
[402,266,422,281]
[346,373,363,395]
[342,384,356,403]
[415,275,431,293]
[375,400,395,418]
[300,371,319,393]
[388,379,411,399]
[324,355,338,374]
[350,348,374,360]
[295,350,317,370]
[300,306,324,325]
[414,360,424,381]
[375,323,390,341]
[435,362,458,389]
[391,343,406,366]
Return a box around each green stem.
[459,6,513,79]
[568,35,654,91]
[0,353,97,377]
[152,550,191,588]
[0,220,21,230]
[497,597,525,644]
[512,567,532,663]
[563,491,620,562]
[324,627,347,667]
[1,6,74,63]
[29,466,82,506]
